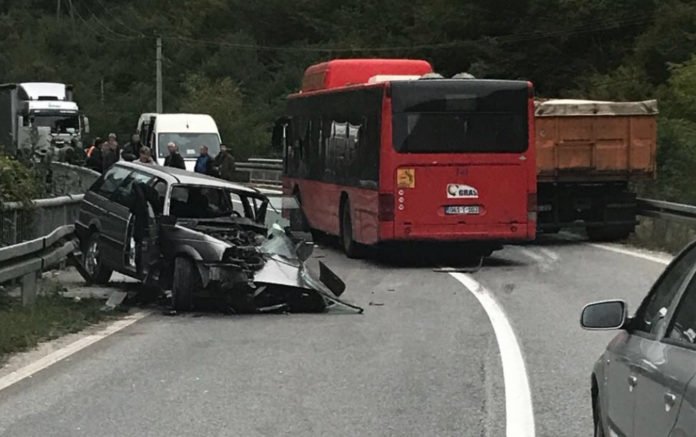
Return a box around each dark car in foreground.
[581,243,696,437]
[74,162,359,313]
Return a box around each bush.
[0,151,40,203]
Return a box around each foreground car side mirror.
[581,300,627,330]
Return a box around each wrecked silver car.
[74,162,360,313]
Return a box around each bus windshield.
[158,133,221,158]
[391,81,529,154]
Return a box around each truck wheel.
[172,257,199,311]
[83,232,112,285]
[340,199,363,259]
[587,226,632,242]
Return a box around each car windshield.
[157,133,221,158]
[169,185,245,219]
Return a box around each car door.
[636,268,696,437]
[89,166,134,267]
[107,170,154,273]
[605,245,696,437]
[122,177,167,276]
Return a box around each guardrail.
[1,194,84,246]
[236,158,283,185]
[0,225,77,305]
[637,198,696,223]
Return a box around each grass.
[0,286,111,365]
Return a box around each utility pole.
[100,78,105,105]
[156,37,163,113]
[56,0,61,20]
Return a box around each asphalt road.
[0,237,668,437]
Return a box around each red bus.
[273,59,536,257]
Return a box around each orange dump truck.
[534,99,658,241]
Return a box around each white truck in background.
[136,113,221,171]
[0,82,89,161]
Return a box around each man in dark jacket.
[101,140,119,171]
[164,142,186,169]
[194,145,212,174]
[121,134,143,162]
[212,144,236,180]
[85,136,104,172]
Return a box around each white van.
[136,113,221,171]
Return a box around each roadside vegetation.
[1,1,696,199]
[0,284,110,364]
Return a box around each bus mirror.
[82,116,90,134]
[272,117,290,150]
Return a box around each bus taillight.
[528,193,537,222]
[379,193,395,221]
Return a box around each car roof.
[113,161,261,195]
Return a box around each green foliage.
[0,1,695,200]
[0,152,40,203]
[0,291,108,364]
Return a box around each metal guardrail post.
[21,272,37,306]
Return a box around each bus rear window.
[393,111,527,153]
[390,80,530,154]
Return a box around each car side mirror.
[581,300,627,330]
[296,240,314,262]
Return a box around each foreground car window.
[633,246,696,334]
[668,276,696,345]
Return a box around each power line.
[91,0,145,37]
[160,13,654,53]
[73,0,142,41]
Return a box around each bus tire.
[340,199,363,259]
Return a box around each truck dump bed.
[535,99,658,181]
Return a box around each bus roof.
[300,59,433,93]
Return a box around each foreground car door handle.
[665,393,677,412]
[628,376,637,392]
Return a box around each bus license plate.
[445,205,480,215]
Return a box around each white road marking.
[450,273,536,437]
[589,243,671,265]
[0,311,150,392]
[518,247,545,263]
[537,247,559,262]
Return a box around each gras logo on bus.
[447,184,479,199]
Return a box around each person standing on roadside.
[101,139,119,171]
[164,142,186,169]
[212,144,236,180]
[121,134,143,162]
[138,146,157,165]
[194,145,212,174]
[85,136,104,172]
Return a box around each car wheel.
[340,199,363,259]
[83,232,113,285]
[594,397,605,437]
[172,257,199,311]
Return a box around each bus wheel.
[340,200,363,259]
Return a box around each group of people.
[83,133,237,180]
